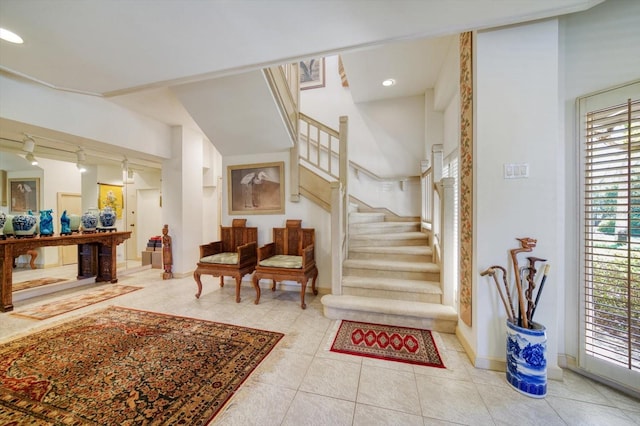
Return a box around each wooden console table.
[1,231,131,312]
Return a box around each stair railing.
[425,144,455,309]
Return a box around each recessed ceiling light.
[382,79,396,87]
[0,28,24,44]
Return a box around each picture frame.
[98,183,124,219]
[299,57,325,90]
[227,162,284,215]
[9,178,40,214]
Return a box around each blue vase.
[506,320,547,398]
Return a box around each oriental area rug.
[330,320,445,368]
[0,306,284,425]
[10,285,142,320]
[12,277,68,292]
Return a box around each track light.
[22,135,36,153]
[25,152,38,166]
[76,148,87,172]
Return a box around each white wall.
[470,19,562,377]
[0,75,172,159]
[301,56,425,178]
[560,0,640,360]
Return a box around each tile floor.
[1,265,639,425]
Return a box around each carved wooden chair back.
[216,218,257,254]
[272,219,315,256]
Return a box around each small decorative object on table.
[60,210,71,235]
[69,213,81,233]
[162,224,173,279]
[81,209,98,233]
[0,211,6,239]
[39,209,54,236]
[98,206,117,232]
[12,213,37,238]
[480,237,551,398]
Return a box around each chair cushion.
[200,252,238,265]
[259,255,302,269]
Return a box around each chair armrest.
[257,242,276,261]
[237,241,257,263]
[302,244,315,267]
[200,241,223,258]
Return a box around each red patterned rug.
[330,320,445,368]
[0,307,284,425]
[10,285,142,320]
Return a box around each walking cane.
[530,264,551,323]
[510,237,537,329]
[481,267,514,322]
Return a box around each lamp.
[25,152,38,166]
[76,148,87,173]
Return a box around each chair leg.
[271,280,276,291]
[251,274,260,305]
[219,275,225,287]
[300,277,308,310]
[234,275,242,303]
[193,270,203,299]
[253,275,261,305]
[311,267,319,295]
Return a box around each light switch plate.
[504,163,529,179]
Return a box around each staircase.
[322,208,458,333]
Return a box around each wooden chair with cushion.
[253,219,318,309]
[194,218,258,303]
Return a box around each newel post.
[440,177,455,308]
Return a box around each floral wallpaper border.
[459,32,473,327]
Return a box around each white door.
[136,189,163,259]
[579,81,640,392]
[125,185,138,261]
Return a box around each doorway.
[57,192,81,265]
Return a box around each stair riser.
[343,267,440,282]
[350,224,420,234]
[349,238,427,248]
[349,214,385,224]
[342,286,441,303]
[348,251,432,262]
[322,306,456,334]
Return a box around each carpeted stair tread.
[350,231,428,242]
[343,258,440,273]
[349,212,386,224]
[349,245,432,256]
[342,276,441,294]
[350,221,420,234]
[321,295,457,333]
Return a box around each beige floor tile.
[480,383,564,426]
[546,396,638,425]
[281,391,355,426]
[299,357,361,401]
[357,364,421,416]
[415,375,494,425]
[352,403,424,426]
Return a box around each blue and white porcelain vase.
[99,206,116,228]
[81,209,98,233]
[506,320,547,398]
[12,213,37,237]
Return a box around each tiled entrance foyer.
[1,267,639,425]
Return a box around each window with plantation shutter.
[580,82,640,390]
[443,152,459,305]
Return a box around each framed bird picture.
[227,162,284,215]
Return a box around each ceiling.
[0,0,604,164]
